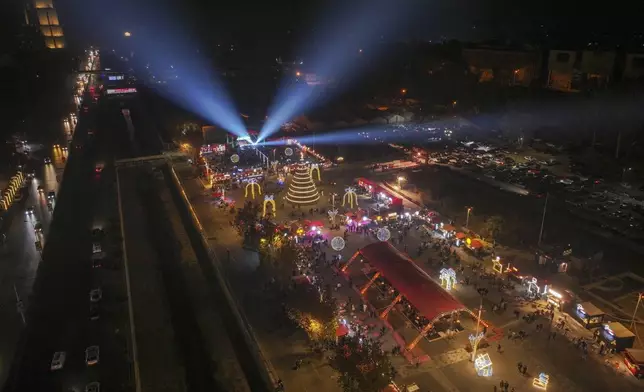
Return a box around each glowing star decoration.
[473,353,493,377]
[376,227,391,242]
[342,187,358,208]
[309,163,321,182]
[244,179,262,199]
[284,147,293,156]
[533,373,549,389]
[331,236,346,251]
[230,154,240,163]
[262,194,276,217]
[439,268,457,291]
[328,208,339,223]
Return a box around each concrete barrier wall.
[164,163,276,392]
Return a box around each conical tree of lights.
[285,164,320,205]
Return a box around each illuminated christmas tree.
[285,164,320,205]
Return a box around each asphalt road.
[3,85,136,391]
[0,144,66,385]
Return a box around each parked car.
[85,346,99,366]
[50,351,66,371]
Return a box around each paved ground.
[177,160,644,391]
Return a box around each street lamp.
[401,88,407,95]
[124,31,132,37]
[465,206,473,229]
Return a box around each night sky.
[42,0,644,52]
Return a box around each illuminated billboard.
[106,87,137,95]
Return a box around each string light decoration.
[533,373,549,389]
[473,353,493,377]
[244,179,262,199]
[492,256,503,274]
[469,332,484,361]
[331,236,346,251]
[284,164,320,205]
[328,208,339,223]
[342,187,358,208]
[376,227,391,242]
[439,268,457,291]
[527,277,539,296]
[310,163,321,182]
[262,194,276,217]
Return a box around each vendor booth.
[356,178,403,211]
[599,322,635,352]
[623,348,644,379]
[545,287,572,310]
[573,302,605,329]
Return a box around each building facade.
[26,0,65,49]
[622,53,644,80]
[546,50,616,92]
[462,46,542,87]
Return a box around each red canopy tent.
[358,242,466,322]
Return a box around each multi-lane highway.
[0,143,67,385]
[2,70,137,391]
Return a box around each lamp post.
[471,297,484,361]
[465,206,473,229]
[631,293,643,329]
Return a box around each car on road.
[91,255,102,268]
[89,304,100,321]
[92,242,102,254]
[85,382,100,392]
[85,346,99,366]
[34,222,43,234]
[89,288,102,303]
[95,161,105,173]
[53,144,60,149]
[50,351,66,370]
[37,185,44,194]
[47,191,55,200]
[44,157,51,164]
[25,206,34,215]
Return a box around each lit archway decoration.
[439,268,457,291]
[342,187,358,208]
[309,163,321,182]
[262,194,276,217]
[244,179,262,199]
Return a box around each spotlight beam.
[259,0,415,142]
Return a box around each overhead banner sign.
[106,87,137,95]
